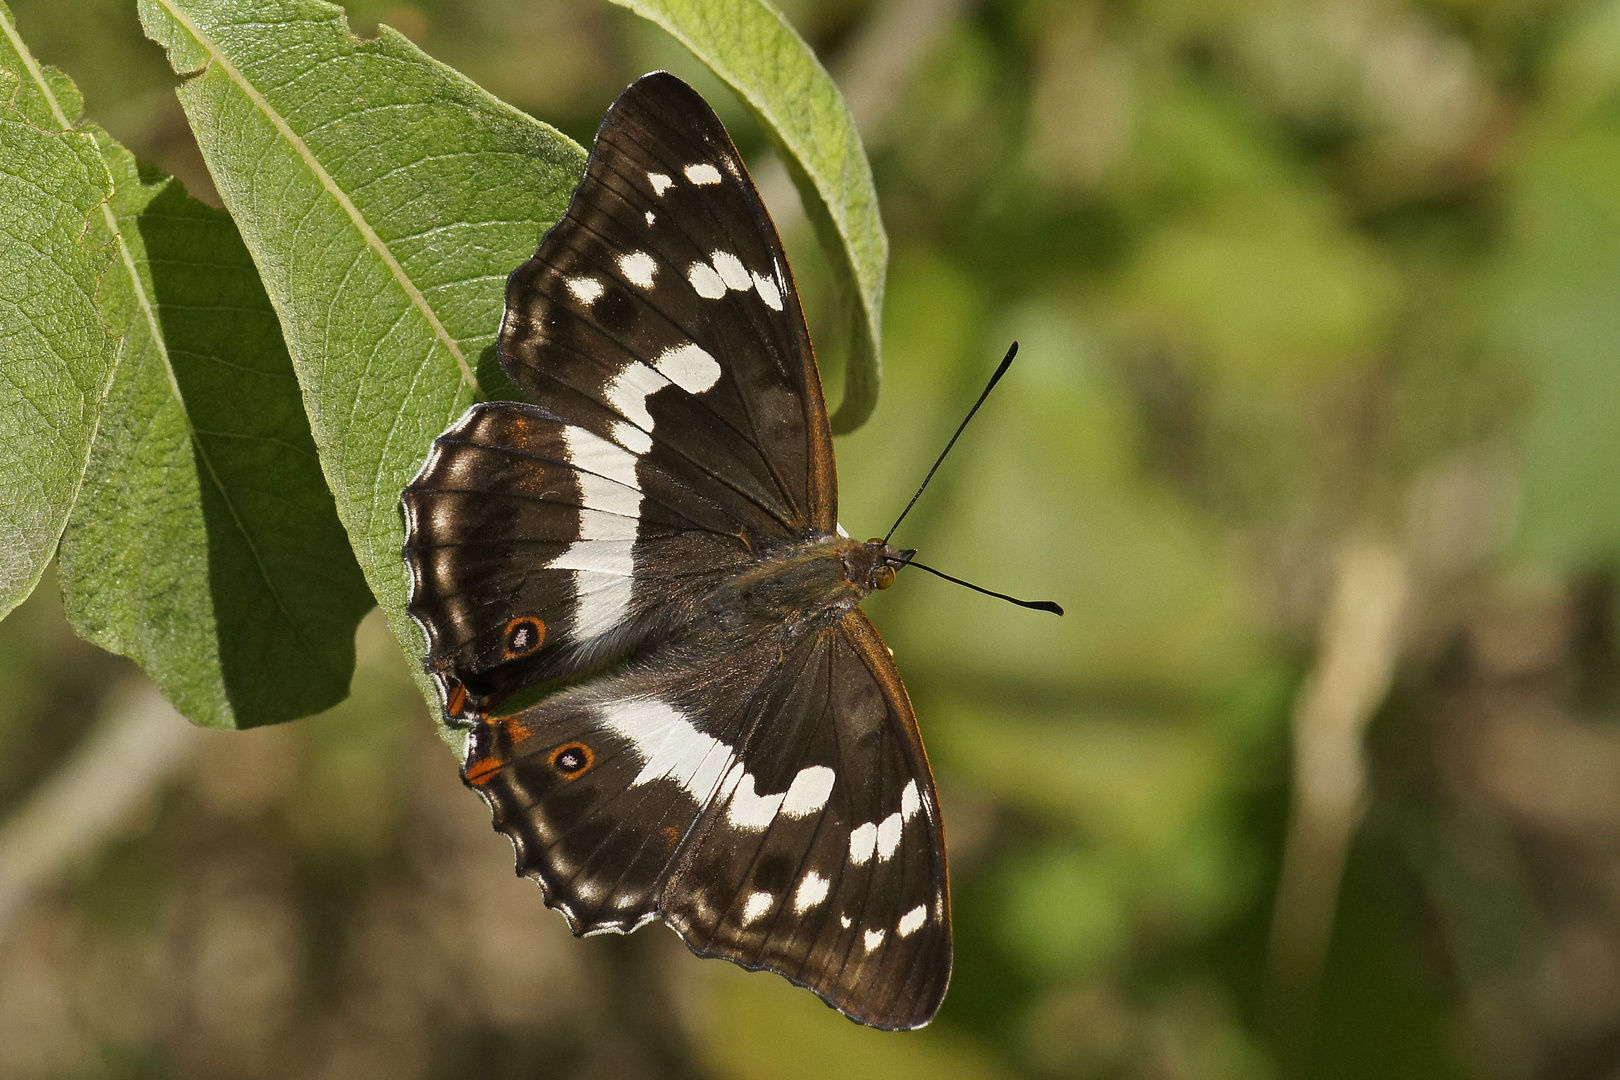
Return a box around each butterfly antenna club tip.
[899,555,1064,616]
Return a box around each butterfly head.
[845,537,914,594]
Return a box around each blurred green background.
[8,0,1620,1076]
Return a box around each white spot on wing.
[722,764,786,830]
[645,210,656,225]
[742,891,774,924]
[648,172,673,195]
[613,422,652,456]
[781,765,835,817]
[710,250,752,291]
[685,162,722,185]
[849,822,878,865]
[840,914,852,929]
[564,509,638,540]
[600,697,735,802]
[901,779,920,823]
[565,575,633,640]
[753,271,783,311]
[898,905,926,937]
[864,928,885,951]
[561,427,639,493]
[552,537,637,570]
[566,276,603,304]
[688,261,727,299]
[554,428,643,637]
[619,251,657,289]
[721,763,834,831]
[876,811,903,862]
[603,363,663,433]
[654,343,722,393]
[793,872,830,914]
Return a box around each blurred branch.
[0,678,204,939]
[1267,538,1410,994]
[753,0,971,233]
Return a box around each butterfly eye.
[549,743,595,777]
[503,616,547,659]
[873,565,897,590]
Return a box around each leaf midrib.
[150,0,483,399]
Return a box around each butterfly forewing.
[498,72,835,535]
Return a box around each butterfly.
[401,72,949,1030]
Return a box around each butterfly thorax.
[701,536,912,639]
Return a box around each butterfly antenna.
[898,555,1064,616]
[884,342,1018,545]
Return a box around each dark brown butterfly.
[401,72,949,1029]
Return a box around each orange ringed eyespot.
[502,616,546,659]
[549,742,595,777]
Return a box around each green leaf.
[138,0,587,719]
[0,59,118,619]
[611,0,888,433]
[59,142,377,728]
[0,1,375,728]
